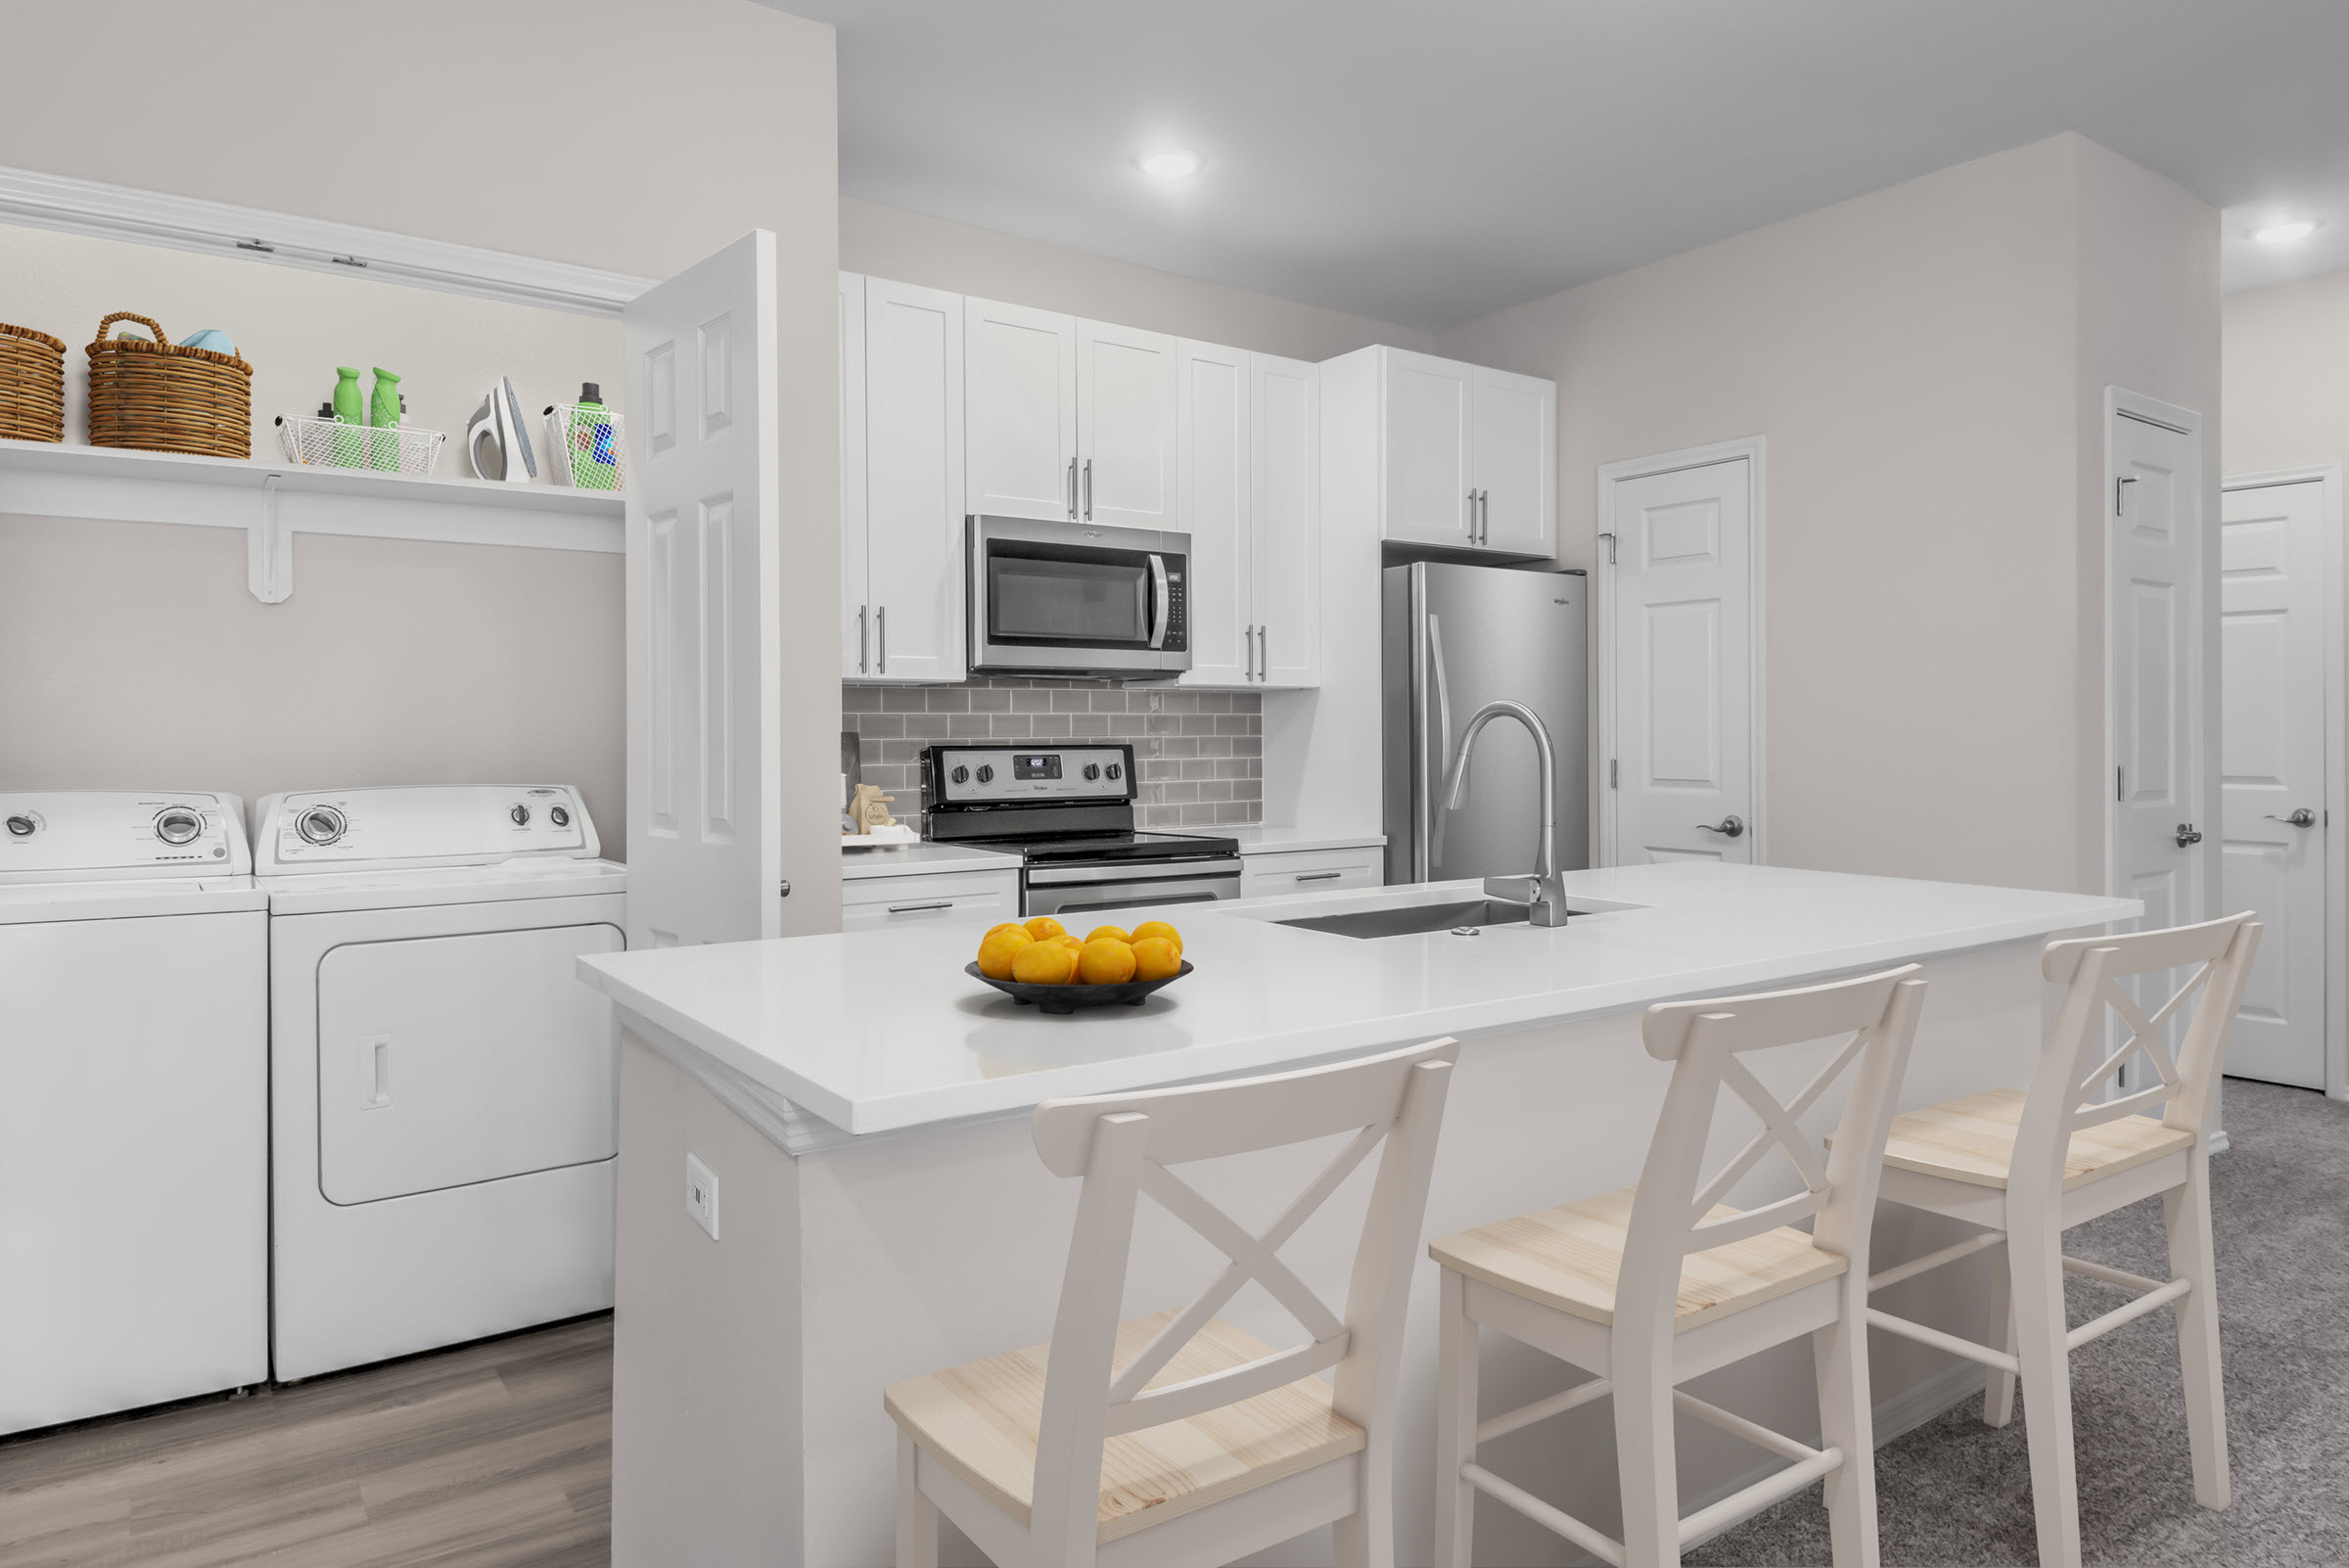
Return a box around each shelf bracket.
[248,474,293,603]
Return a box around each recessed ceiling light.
[1138,149,1203,181]
[2253,219,2321,245]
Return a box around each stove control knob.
[155,807,203,845]
[550,806,572,828]
[297,806,346,846]
[1105,762,1124,781]
[510,804,531,827]
[975,764,994,784]
[4,814,34,838]
[950,765,970,785]
[1082,762,1101,781]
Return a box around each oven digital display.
[1013,754,1062,781]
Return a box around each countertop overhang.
[579,862,2138,1138]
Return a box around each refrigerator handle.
[1429,612,1454,871]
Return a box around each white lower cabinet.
[1238,846,1384,899]
[840,868,1020,932]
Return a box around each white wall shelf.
[0,437,622,602]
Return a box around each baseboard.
[2210,1128,2231,1155]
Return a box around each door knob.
[1696,814,1746,839]
[2175,823,2203,847]
[2264,808,2318,829]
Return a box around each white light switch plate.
[684,1152,719,1240]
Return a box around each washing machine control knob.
[509,804,530,827]
[296,806,345,846]
[154,807,203,845]
[549,805,571,828]
[4,814,34,838]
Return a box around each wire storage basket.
[85,312,252,458]
[0,322,67,442]
[274,414,446,475]
[543,401,624,490]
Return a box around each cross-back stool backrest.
[1617,965,1928,1343]
[1023,1038,1458,1559]
[2017,913,2261,1191]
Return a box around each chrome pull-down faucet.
[1440,699,1568,926]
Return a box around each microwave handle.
[1147,553,1171,650]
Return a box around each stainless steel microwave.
[967,515,1191,678]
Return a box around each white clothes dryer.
[0,791,267,1434]
[253,785,626,1381]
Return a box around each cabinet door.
[1251,353,1320,688]
[861,279,966,683]
[1177,341,1252,688]
[1077,319,1181,530]
[1472,365,1555,557]
[965,297,1077,523]
[1381,348,1473,546]
[839,272,869,679]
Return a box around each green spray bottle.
[331,366,362,467]
[367,368,402,471]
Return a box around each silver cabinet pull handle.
[877,605,887,673]
[1480,489,1491,544]
[1696,814,1746,838]
[1082,457,1093,520]
[1467,487,1478,543]
[857,604,868,673]
[2175,822,2203,847]
[1258,624,1267,682]
[886,899,953,914]
[1244,623,1255,681]
[1294,869,1343,882]
[2265,808,2317,828]
[1067,456,1078,519]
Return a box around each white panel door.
[2219,478,2325,1087]
[861,278,965,684]
[1606,458,1754,864]
[2110,410,2205,962]
[1381,348,1473,547]
[1177,340,1252,687]
[1077,319,1180,530]
[1252,352,1321,688]
[1472,365,1555,556]
[623,231,782,949]
[965,297,1077,523]
[839,271,869,678]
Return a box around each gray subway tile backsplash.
[844,677,1265,830]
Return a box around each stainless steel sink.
[1274,899,1536,940]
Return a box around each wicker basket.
[0,321,67,442]
[85,311,253,459]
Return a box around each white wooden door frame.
[2223,462,2347,1100]
[1594,436,1769,866]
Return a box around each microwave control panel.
[1162,567,1186,650]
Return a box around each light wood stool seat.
[886,1311,1366,1545]
[1430,1186,1848,1332]
[1878,1087,2193,1190]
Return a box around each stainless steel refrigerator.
[1382,562,1589,886]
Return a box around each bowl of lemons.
[966,916,1191,1015]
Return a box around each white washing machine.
[253,784,627,1381]
[0,791,268,1434]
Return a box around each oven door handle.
[1147,553,1172,650]
[1026,857,1244,886]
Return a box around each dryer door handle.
[361,1035,392,1108]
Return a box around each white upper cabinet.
[964,297,1078,524]
[1251,352,1320,688]
[1362,346,1555,557]
[857,278,966,683]
[1470,364,1554,556]
[839,272,870,679]
[1381,349,1474,547]
[1077,320,1181,530]
[1177,340,1253,687]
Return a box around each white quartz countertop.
[839,841,1021,880]
[1223,826,1387,854]
[581,863,2136,1138]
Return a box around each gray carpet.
[1684,1079,2349,1567]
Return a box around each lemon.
[1011,939,1080,986]
[1130,936,1182,982]
[1078,938,1138,985]
[983,922,1025,943]
[1085,924,1131,945]
[976,927,1034,980]
[1023,915,1067,943]
[1129,919,1183,956]
[1055,934,1085,953]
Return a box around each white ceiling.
[778,0,2349,331]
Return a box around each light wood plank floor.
[0,1315,611,1568]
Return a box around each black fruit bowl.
[965,959,1193,1015]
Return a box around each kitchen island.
[581,862,2135,1567]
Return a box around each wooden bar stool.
[1862,912,2260,1568]
[885,1038,1457,1568]
[1428,965,1928,1568]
